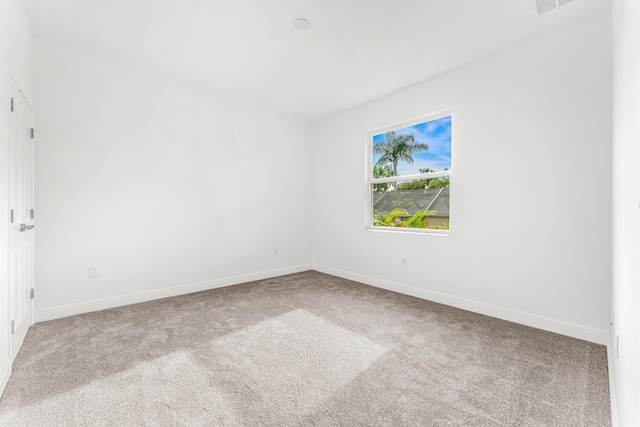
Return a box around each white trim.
[366,112,452,235]
[0,364,10,399]
[35,264,312,323]
[371,170,451,185]
[368,109,452,137]
[311,264,608,345]
[366,226,450,236]
[607,327,619,427]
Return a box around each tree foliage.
[395,168,433,191]
[372,164,394,192]
[373,131,429,176]
[373,208,448,230]
[392,168,450,190]
[427,176,450,189]
[373,208,410,227]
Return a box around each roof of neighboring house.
[373,188,450,217]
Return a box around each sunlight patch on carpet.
[213,308,388,416]
[0,351,241,426]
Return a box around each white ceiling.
[25,0,610,122]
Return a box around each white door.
[8,78,35,361]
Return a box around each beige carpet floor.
[0,271,610,426]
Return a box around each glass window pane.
[372,116,451,177]
[372,183,450,230]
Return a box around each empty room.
[1,0,639,425]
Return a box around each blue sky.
[372,116,451,175]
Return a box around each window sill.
[365,226,451,237]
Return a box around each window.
[367,113,452,234]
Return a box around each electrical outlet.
[401,258,407,267]
[273,247,279,256]
[88,266,100,278]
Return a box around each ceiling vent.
[534,0,575,15]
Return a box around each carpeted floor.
[0,271,610,426]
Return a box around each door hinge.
[30,289,34,300]
[30,128,34,139]
[30,209,34,220]
[11,320,15,335]
[10,209,14,223]
[10,97,14,112]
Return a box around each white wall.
[34,39,312,320]
[612,1,640,425]
[0,0,35,396]
[312,15,612,344]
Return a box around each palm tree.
[373,131,429,176]
[374,208,439,228]
[406,210,438,228]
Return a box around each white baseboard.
[607,328,619,427]
[35,264,312,323]
[35,262,608,345]
[312,264,608,345]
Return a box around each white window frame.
[365,111,452,235]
